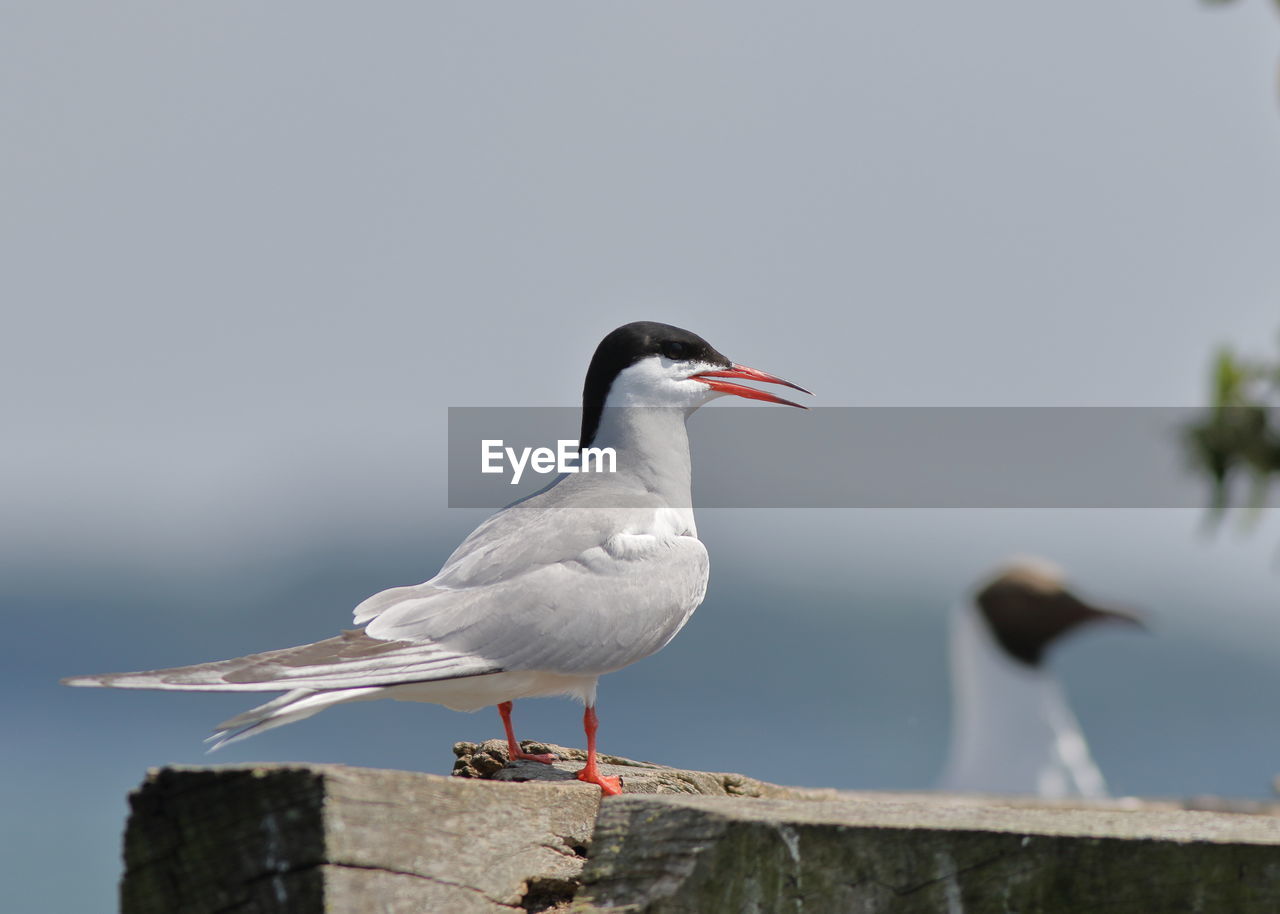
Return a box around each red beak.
[690,363,812,409]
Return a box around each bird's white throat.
[590,405,696,514]
[582,357,720,514]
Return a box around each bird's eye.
[661,341,689,361]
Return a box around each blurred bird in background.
[938,558,1144,798]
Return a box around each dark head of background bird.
[975,560,1145,667]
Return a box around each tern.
[64,321,810,795]
[937,559,1142,798]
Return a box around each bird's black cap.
[580,322,731,447]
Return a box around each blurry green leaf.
[1212,348,1242,406]
[1184,340,1280,528]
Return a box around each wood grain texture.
[122,764,599,914]
[576,793,1280,914]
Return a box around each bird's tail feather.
[205,687,383,751]
[60,629,498,692]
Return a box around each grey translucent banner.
[446,407,1252,509]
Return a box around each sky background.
[5,2,1280,911]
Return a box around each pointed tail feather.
[60,629,499,692]
[205,687,383,750]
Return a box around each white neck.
[590,406,695,512]
[938,599,1107,798]
[579,356,724,516]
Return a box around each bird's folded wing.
[356,490,679,618]
[363,530,710,676]
[61,629,500,692]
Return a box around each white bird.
[64,321,810,795]
[937,558,1143,799]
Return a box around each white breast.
[939,600,1107,798]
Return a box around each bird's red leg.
[497,701,556,764]
[574,704,623,795]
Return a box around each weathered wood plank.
[122,764,600,914]
[576,793,1280,913]
[121,751,1280,914]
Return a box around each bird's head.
[580,321,811,447]
[975,558,1145,667]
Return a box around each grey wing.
[364,532,710,676]
[67,489,707,693]
[62,629,500,692]
[351,491,659,625]
[407,481,689,593]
